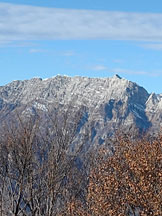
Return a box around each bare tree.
[34,105,87,215]
[0,105,88,215]
[0,117,39,216]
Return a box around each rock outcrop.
[0,75,161,144]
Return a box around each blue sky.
[1,1,162,93]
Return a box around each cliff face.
[0,75,161,144]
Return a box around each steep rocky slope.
[0,75,161,144]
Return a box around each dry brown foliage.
[67,134,162,216]
[87,135,162,216]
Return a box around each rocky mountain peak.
[0,75,161,138]
[113,74,122,79]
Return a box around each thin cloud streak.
[1,3,162,42]
[0,40,37,48]
[113,59,124,63]
[140,43,162,50]
[92,65,108,71]
[29,49,47,53]
[62,51,76,56]
[111,68,161,77]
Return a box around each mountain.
[0,75,161,144]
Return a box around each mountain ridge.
[0,75,161,143]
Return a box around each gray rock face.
[0,75,161,143]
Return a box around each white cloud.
[1,3,162,41]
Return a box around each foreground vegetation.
[67,134,161,216]
[0,112,161,215]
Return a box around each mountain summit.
[0,75,161,143]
